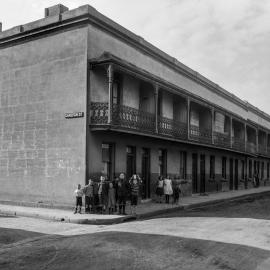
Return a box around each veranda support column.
[230,116,233,148]
[256,129,259,153]
[155,84,159,133]
[212,108,215,144]
[244,123,247,152]
[187,97,190,140]
[107,64,114,124]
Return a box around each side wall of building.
[0,27,88,204]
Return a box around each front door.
[234,159,238,190]
[141,148,151,199]
[229,158,234,190]
[200,154,206,194]
[192,153,198,193]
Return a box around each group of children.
[74,173,142,215]
[156,176,182,204]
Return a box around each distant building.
[0,4,269,205]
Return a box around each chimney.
[45,4,69,17]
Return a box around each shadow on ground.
[152,195,270,220]
[0,230,269,270]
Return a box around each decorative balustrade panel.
[189,125,212,144]
[90,102,108,124]
[246,142,257,154]
[158,116,187,140]
[112,104,156,133]
[232,137,245,152]
[258,144,267,155]
[213,131,230,148]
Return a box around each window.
[241,160,245,179]
[261,162,264,179]
[248,160,252,178]
[180,151,187,179]
[158,149,167,177]
[222,157,227,179]
[210,155,215,179]
[267,163,270,179]
[101,143,115,180]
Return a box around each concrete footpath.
[1,186,270,225]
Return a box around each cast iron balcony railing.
[232,137,245,152]
[246,141,257,154]
[213,131,231,148]
[189,125,212,144]
[90,102,270,156]
[258,144,267,155]
[158,116,188,140]
[90,102,108,125]
[112,103,156,133]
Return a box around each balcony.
[258,144,267,156]
[90,102,156,133]
[213,131,231,148]
[158,116,187,140]
[189,125,212,144]
[246,142,257,154]
[232,137,245,152]
[91,102,188,141]
[90,102,269,157]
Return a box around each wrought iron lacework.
[158,116,187,139]
[213,131,230,148]
[90,102,108,124]
[232,137,245,152]
[112,104,155,133]
[189,125,212,144]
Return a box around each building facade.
[0,4,269,205]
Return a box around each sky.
[1,0,270,113]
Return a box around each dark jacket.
[116,180,129,197]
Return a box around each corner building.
[0,4,269,205]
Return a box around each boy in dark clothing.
[83,179,94,213]
[173,182,181,204]
[117,173,128,215]
[129,174,142,215]
[98,176,108,214]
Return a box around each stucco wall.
[0,27,88,204]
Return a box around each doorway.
[192,153,198,193]
[229,158,234,190]
[200,154,206,193]
[141,148,151,199]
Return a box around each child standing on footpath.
[107,182,116,214]
[129,174,142,215]
[172,181,181,205]
[74,184,84,214]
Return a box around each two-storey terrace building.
[0,4,269,205]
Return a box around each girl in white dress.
[163,175,173,204]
